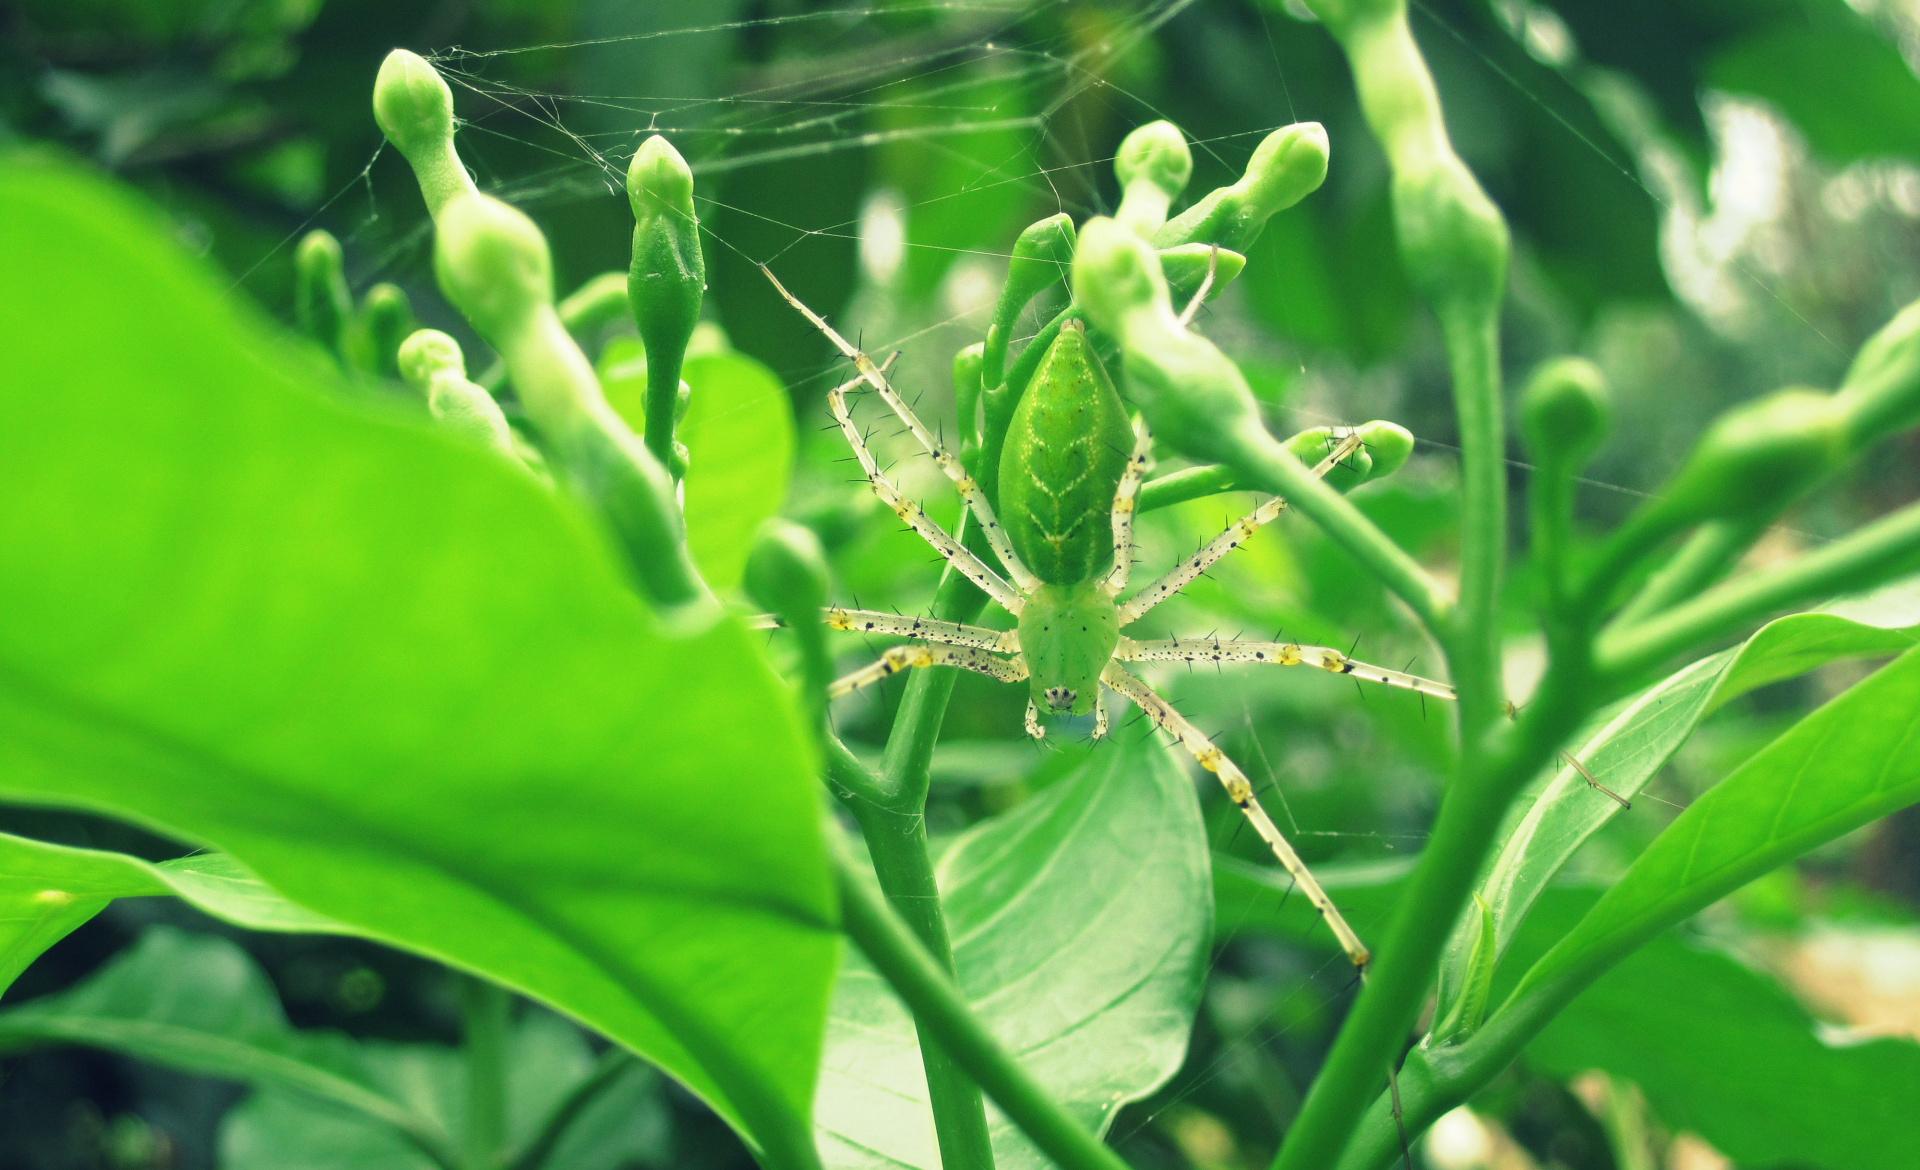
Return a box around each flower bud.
[983,214,1077,389]
[627,135,705,479]
[1655,388,1848,525]
[1158,244,1246,304]
[1115,120,1192,237]
[1357,420,1415,481]
[745,519,831,625]
[434,192,552,341]
[1836,298,1920,451]
[1519,357,1610,470]
[1283,426,1373,491]
[372,50,473,217]
[397,329,517,457]
[1071,216,1170,336]
[1393,156,1508,319]
[1155,122,1329,252]
[354,282,416,379]
[953,340,985,452]
[294,229,351,363]
[398,328,465,388]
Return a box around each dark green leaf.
[0,153,832,1165]
[816,739,1211,1169]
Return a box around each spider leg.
[1101,417,1153,596]
[1092,692,1110,740]
[1116,636,1456,703]
[1025,701,1045,740]
[744,608,1016,652]
[762,265,1041,593]
[1116,430,1364,626]
[830,644,1028,699]
[1101,662,1371,973]
[821,367,1026,614]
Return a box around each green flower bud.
[1073,217,1265,466]
[1283,426,1373,492]
[294,229,352,363]
[1155,122,1329,252]
[372,49,473,217]
[556,271,633,339]
[983,213,1077,390]
[1357,419,1414,481]
[745,518,830,624]
[397,329,517,458]
[1393,156,1508,319]
[1519,357,1610,470]
[353,281,416,379]
[1655,389,1848,526]
[1071,216,1170,337]
[1836,298,1920,451]
[626,134,705,482]
[433,191,552,341]
[397,327,465,388]
[1158,244,1246,304]
[1114,120,1192,238]
[953,340,985,454]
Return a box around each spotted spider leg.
[1116,429,1367,626]
[820,367,1025,614]
[830,644,1029,698]
[1100,417,1154,596]
[762,264,1041,596]
[1100,661,1372,972]
[744,608,1015,653]
[1116,636,1456,703]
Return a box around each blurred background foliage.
[4,0,1920,1168]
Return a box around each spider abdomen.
[998,320,1133,586]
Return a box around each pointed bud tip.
[373,49,455,155]
[398,329,465,389]
[627,135,695,217]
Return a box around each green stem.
[831,839,1133,1170]
[829,546,997,1170]
[459,975,511,1170]
[1138,464,1239,513]
[1597,497,1920,680]
[1611,518,1763,627]
[1440,310,1506,732]
[1272,668,1587,1170]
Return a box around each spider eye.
[1044,687,1076,710]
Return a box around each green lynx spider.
[762,269,1459,974]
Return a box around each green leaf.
[1529,931,1920,1170]
[1514,641,1920,1008]
[0,927,452,1162]
[598,336,796,589]
[0,153,832,1166]
[815,739,1211,1170]
[1433,580,1920,1028]
[219,1009,666,1170]
[0,833,345,995]
[1711,19,1920,168]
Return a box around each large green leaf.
[599,334,796,589]
[1433,581,1920,1025]
[815,739,1211,1170]
[1529,930,1920,1170]
[0,153,833,1166]
[1514,642,1920,1007]
[0,833,344,995]
[0,928,451,1160]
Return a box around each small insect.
[760,267,1459,974]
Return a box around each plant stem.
[459,974,511,1170]
[1440,310,1506,734]
[831,838,1134,1170]
[830,547,997,1170]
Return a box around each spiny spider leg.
[823,366,1026,614]
[1101,418,1153,596]
[830,644,1028,698]
[1117,430,1366,626]
[1100,662,1371,972]
[1117,636,1456,703]
[762,264,1041,594]
[744,608,1015,652]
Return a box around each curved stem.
[460,975,510,1170]
[506,1049,638,1170]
